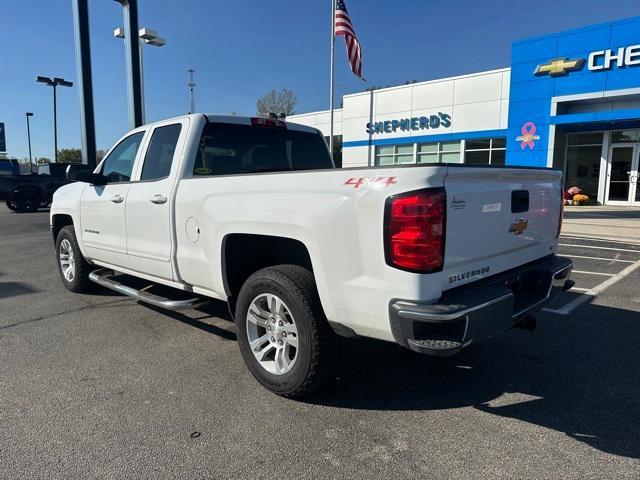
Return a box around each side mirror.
[67,167,107,185]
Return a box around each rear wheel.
[235,265,336,398]
[56,225,93,293]
[5,201,18,212]
[15,192,41,212]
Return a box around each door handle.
[149,194,167,204]
[110,194,124,204]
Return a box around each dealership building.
[288,15,640,206]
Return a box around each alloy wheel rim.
[59,239,75,282]
[246,293,299,375]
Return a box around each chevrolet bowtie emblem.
[509,218,529,235]
[534,57,584,76]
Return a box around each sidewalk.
[561,206,640,244]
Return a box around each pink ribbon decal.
[516,121,541,150]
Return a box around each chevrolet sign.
[534,43,640,76]
[534,58,584,76]
[588,44,640,71]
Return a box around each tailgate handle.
[511,190,529,213]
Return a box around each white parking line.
[542,257,640,315]
[558,243,640,253]
[571,270,614,277]
[560,234,640,246]
[568,254,635,263]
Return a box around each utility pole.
[188,69,196,114]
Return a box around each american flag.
[335,0,364,79]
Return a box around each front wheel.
[55,225,94,293]
[235,265,336,398]
[5,201,18,212]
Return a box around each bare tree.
[256,89,297,118]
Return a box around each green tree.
[256,88,297,118]
[57,148,82,163]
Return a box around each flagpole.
[329,0,336,158]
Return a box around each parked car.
[0,163,89,212]
[50,114,573,397]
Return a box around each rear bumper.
[389,255,573,356]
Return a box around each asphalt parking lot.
[1,205,640,479]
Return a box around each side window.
[140,124,182,181]
[101,132,145,183]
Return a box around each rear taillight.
[384,188,446,273]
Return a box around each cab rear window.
[193,122,333,176]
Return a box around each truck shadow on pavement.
[0,281,39,299]
[310,301,640,460]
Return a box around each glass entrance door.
[606,145,640,205]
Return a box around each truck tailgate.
[442,166,562,291]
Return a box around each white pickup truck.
[51,114,573,397]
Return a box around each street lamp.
[114,26,165,124]
[25,112,34,168]
[36,76,73,162]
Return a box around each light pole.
[25,112,33,167]
[36,76,73,162]
[114,0,143,128]
[72,0,97,168]
[188,69,196,114]
[114,26,166,124]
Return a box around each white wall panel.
[343,94,375,119]
[500,99,510,129]
[451,101,502,133]
[375,88,413,115]
[501,70,511,99]
[342,147,369,167]
[411,81,455,110]
[342,117,368,141]
[454,72,503,105]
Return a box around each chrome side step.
[89,268,206,311]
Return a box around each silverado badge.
[509,218,529,235]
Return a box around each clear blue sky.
[1,0,638,160]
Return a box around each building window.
[464,138,506,165]
[417,141,461,163]
[565,133,602,199]
[611,130,640,143]
[375,140,463,165]
[375,144,414,165]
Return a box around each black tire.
[55,225,94,293]
[5,201,18,212]
[15,192,41,212]
[235,265,336,398]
